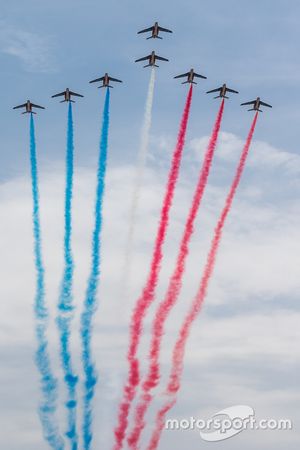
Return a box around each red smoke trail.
[127,99,225,450]
[146,112,259,450]
[113,85,193,450]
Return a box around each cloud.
[0,131,299,449]
[190,131,300,174]
[0,21,57,73]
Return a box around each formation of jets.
[13,21,272,114]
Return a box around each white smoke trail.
[122,68,156,294]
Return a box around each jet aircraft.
[206,84,239,99]
[13,100,45,114]
[174,69,207,84]
[241,97,272,112]
[135,51,169,68]
[52,88,83,102]
[137,22,172,39]
[89,73,123,88]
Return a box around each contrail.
[146,112,259,450]
[113,85,193,450]
[29,114,65,450]
[56,103,78,449]
[122,67,156,291]
[127,99,225,450]
[80,88,110,450]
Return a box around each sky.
[0,1,300,450]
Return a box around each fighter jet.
[137,22,173,39]
[89,73,122,88]
[13,100,45,114]
[241,97,272,112]
[206,84,239,99]
[52,88,83,103]
[135,51,169,68]
[174,69,207,84]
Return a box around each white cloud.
[0,21,57,73]
[0,132,299,449]
[190,131,300,174]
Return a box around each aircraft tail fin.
[182,81,197,85]
[98,85,114,88]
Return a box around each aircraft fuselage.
[64,89,71,101]
[254,97,261,110]
[26,101,32,113]
[187,69,195,82]
[220,84,227,97]
[152,22,159,37]
[149,51,156,65]
[102,73,109,86]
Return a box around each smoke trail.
[113,85,193,450]
[127,99,225,450]
[56,102,78,449]
[146,112,259,450]
[122,68,156,290]
[80,88,110,450]
[29,114,65,450]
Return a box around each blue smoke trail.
[29,114,65,450]
[80,88,110,450]
[57,102,78,450]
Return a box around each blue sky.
[0,1,300,450]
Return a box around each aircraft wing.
[174,72,190,79]
[260,101,272,108]
[89,76,105,84]
[109,77,122,83]
[155,55,169,61]
[31,103,45,109]
[241,100,255,106]
[69,91,84,97]
[194,73,207,79]
[137,26,153,34]
[135,55,150,62]
[227,88,239,94]
[13,103,27,109]
[158,26,172,33]
[52,91,65,98]
[206,87,221,94]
